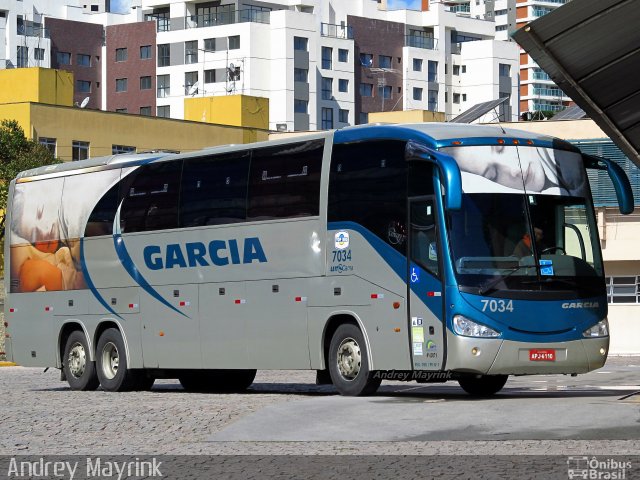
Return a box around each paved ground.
[1,357,639,457]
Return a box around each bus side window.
[180,152,250,227]
[247,139,323,221]
[85,179,120,237]
[120,161,182,233]
[328,140,407,253]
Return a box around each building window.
[77,54,91,67]
[338,79,348,93]
[338,48,348,63]
[339,109,349,123]
[428,90,438,111]
[453,93,461,104]
[321,107,334,129]
[322,46,332,69]
[115,48,128,62]
[499,63,511,77]
[185,71,198,95]
[461,65,467,73]
[140,45,152,59]
[57,51,71,65]
[606,276,640,303]
[462,93,467,101]
[204,69,216,84]
[116,108,128,113]
[294,68,308,82]
[321,77,333,100]
[116,78,127,92]
[293,36,308,51]
[378,85,391,99]
[413,58,423,72]
[157,105,170,118]
[16,46,28,67]
[294,99,308,114]
[229,35,240,50]
[113,145,136,155]
[359,112,368,124]
[77,80,91,93]
[378,55,392,69]
[158,44,170,67]
[34,48,45,61]
[204,38,215,51]
[453,64,460,75]
[185,41,198,64]
[360,83,373,97]
[39,137,56,156]
[140,106,152,116]
[428,61,438,82]
[140,76,152,90]
[413,87,423,101]
[72,141,89,161]
[157,74,170,97]
[360,53,373,67]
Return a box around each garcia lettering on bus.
[143,237,267,270]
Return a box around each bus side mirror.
[406,141,462,211]
[583,154,634,215]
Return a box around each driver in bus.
[512,227,544,258]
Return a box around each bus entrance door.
[408,197,445,371]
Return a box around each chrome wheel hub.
[68,342,86,378]
[336,337,361,380]
[101,342,119,380]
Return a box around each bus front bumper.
[445,331,609,375]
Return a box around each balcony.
[321,23,353,39]
[17,24,50,38]
[186,9,271,28]
[406,35,437,50]
[532,71,552,81]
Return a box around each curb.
[0,361,17,367]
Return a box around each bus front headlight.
[453,315,501,338]
[583,318,609,338]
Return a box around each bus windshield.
[443,145,605,299]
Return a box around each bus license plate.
[529,349,556,361]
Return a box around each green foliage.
[0,119,62,239]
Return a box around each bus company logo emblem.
[335,231,349,250]
[426,340,437,351]
[387,221,406,245]
[562,302,599,309]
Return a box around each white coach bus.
[4,123,633,396]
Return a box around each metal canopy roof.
[551,105,587,121]
[512,0,640,167]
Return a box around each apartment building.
[1,0,519,130]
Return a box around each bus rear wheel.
[96,328,139,392]
[458,374,508,396]
[328,323,381,396]
[63,330,100,391]
[179,369,256,393]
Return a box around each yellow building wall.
[368,110,446,124]
[0,68,73,107]
[184,95,269,130]
[0,102,268,161]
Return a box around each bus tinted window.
[120,161,182,233]
[85,173,121,237]
[247,140,323,220]
[180,152,250,227]
[328,140,407,252]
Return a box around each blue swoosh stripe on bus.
[80,238,122,319]
[113,234,190,318]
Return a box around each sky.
[110,0,130,13]
[387,0,421,10]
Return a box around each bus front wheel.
[63,330,100,391]
[96,328,139,392]
[328,323,381,396]
[458,374,508,396]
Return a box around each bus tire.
[96,328,137,392]
[179,369,256,393]
[458,374,508,396]
[328,323,381,396]
[63,330,100,391]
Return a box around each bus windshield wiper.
[478,265,538,295]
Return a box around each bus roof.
[16,123,572,181]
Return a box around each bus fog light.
[453,315,500,338]
[471,347,480,356]
[583,318,609,338]
[600,348,606,356]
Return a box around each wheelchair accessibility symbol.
[410,267,419,283]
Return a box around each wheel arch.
[321,311,375,370]
[58,321,92,366]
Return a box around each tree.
[0,119,61,238]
